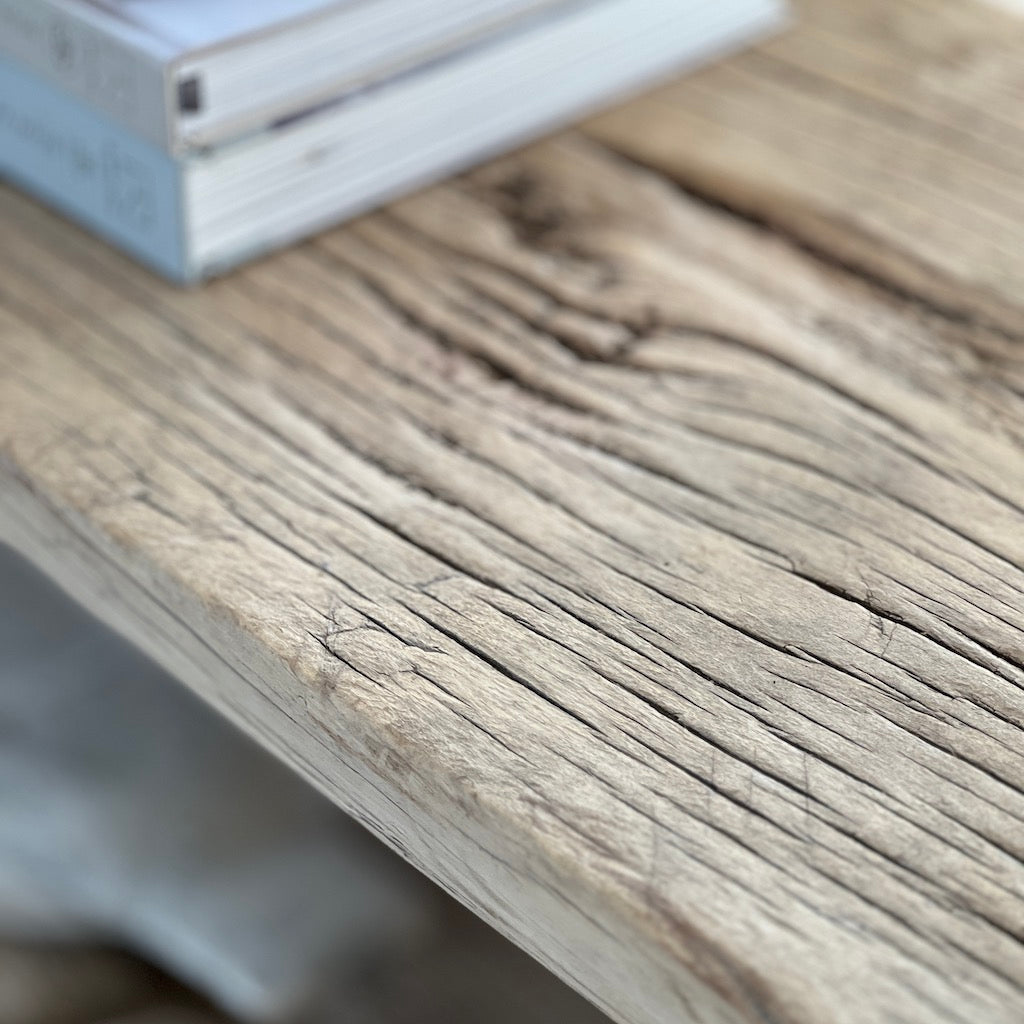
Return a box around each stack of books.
[0,0,786,284]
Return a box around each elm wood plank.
[2,17,1024,1024]
[585,0,1024,339]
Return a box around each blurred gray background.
[0,545,609,1024]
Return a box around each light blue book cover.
[0,56,189,281]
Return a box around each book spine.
[0,0,170,149]
[0,57,190,283]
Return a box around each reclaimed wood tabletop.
[2,1,1023,1022]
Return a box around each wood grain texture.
[2,2,1024,1022]
[586,0,1024,336]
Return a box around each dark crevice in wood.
[590,140,1024,348]
[308,245,598,417]
[411,607,600,735]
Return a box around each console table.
[2,1,1022,1021]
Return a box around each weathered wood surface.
[587,0,1024,335]
[2,2,1023,1022]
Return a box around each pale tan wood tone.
[2,3,1024,1022]
[587,0,1024,336]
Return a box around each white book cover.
[78,0,350,50]
[1,0,788,283]
[0,0,578,150]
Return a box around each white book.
[1,0,787,283]
[0,0,579,151]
